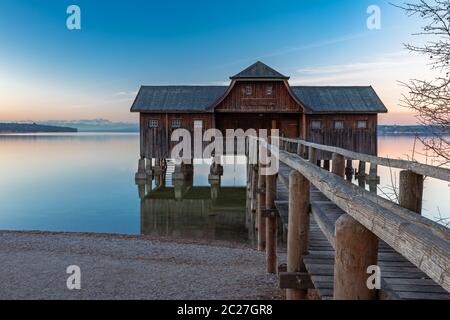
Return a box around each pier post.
[265,172,277,274]
[309,147,318,165]
[136,180,146,199]
[333,154,378,300]
[332,153,345,178]
[250,165,258,215]
[153,158,163,176]
[357,161,366,178]
[334,215,379,300]
[145,158,153,177]
[296,143,304,158]
[399,170,423,214]
[367,164,380,193]
[287,171,310,300]
[257,163,266,251]
[323,159,330,171]
[135,157,147,181]
[345,160,353,181]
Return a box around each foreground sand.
[0,231,279,300]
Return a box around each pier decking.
[275,163,449,300]
[246,137,450,300]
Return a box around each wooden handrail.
[279,137,450,182]
[258,138,450,292]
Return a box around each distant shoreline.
[1,122,448,136]
[0,123,77,134]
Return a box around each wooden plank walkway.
[275,163,450,300]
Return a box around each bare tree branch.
[394,0,450,161]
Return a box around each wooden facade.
[131,61,387,160]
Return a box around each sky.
[0,0,440,124]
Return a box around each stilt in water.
[345,160,354,181]
[323,159,330,171]
[135,157,147,181]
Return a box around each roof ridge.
[230,61,289,80]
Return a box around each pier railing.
[247,136,450,299]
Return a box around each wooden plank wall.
[141,113,214,159]
[306,114,378,157]
[215,81,301,113]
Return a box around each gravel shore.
[0,231,280,300]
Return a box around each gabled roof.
[291,86,387,113]
[130,62,388,114]
[230,61,290,80]
[130,86,228,113]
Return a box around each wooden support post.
[367,163,379,194]
[296,143,303,157]
[334,214,379,300]
[135,157,147,180]
[345,160,353,181]
[332,153,345,178]
[323,159,330,171]
[265,173,277,274]
[399,170,424,214]
[145,158,153,176]
[358,161,366,177]
[257,165,266,251]
[309,147,318,165]
[251,165,258,214]
[287,171,310,300]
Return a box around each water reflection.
[136,165,255,244]
[0,133,447,236]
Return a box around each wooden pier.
[246,137,450,300]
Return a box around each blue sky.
[0,0,431,123]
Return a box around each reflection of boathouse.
[136,170,253,243]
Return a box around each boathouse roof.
[290,86,387,113]
[130,85,228,113]
[130,62,387,113]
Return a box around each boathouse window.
[334,120,344,129]
[266,85,273,96]
[311,120,322,130]
[357,120,368,129]
[194,120,203,128]
[245,85,252,96]
[171,119,182,128]
[149,120,160,128]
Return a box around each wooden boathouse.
[130,61,450,300]
[130,61,387,177]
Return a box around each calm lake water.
[0,133,448,243]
